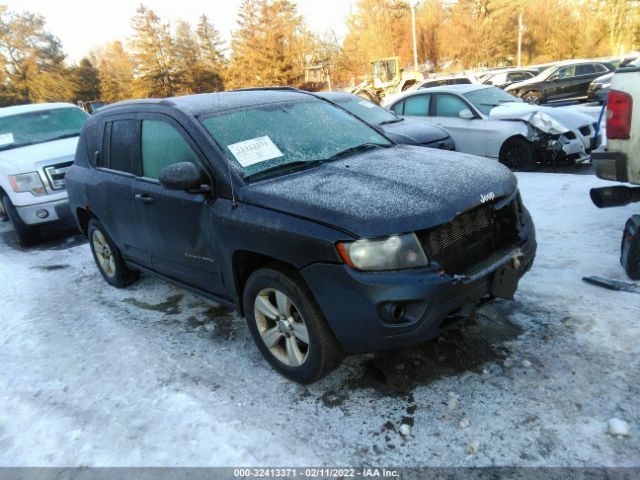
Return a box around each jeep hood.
[488,103,594,130]
[240,145,517,238]
[0,137,78,173]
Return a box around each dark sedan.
[505,60,615,104]
[318,91,455,150]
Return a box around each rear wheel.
[243,266,344,383]
[1,194,37,246]
[522,91,543,105]
[499,137,537,171]
[88,219,139,287]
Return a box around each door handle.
[134,193,155,204]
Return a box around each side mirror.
[159,162,209,192]
[459,109,475,120]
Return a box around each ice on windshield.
[334,97,399,125]
[200,99,391,178]
[0,107,88,152]
[464,87,522,115]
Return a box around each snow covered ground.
[0,172,638,467]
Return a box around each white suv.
[0,103,88,246]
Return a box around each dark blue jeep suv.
[67,88,536,383]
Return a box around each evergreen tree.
[92,41,135,102]
[72,57,102,102]
[129,4,177,97]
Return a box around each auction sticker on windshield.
[228,136,284,167]
[0,133,14,146]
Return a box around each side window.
[141,120,200,180]
[403,95,430,116]
[104,119,140,174]
[434,94,469,117]
[576,64,595,76]
[390,101,404,115]
[508,72,532,82]
[557,66,576,79]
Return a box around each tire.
[1,194,38,246]
[499,137,537,171]
[522,91,544,105]
[88,218,139,288]
[243,266,344,383]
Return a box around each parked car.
[317,91,454,150]
[587,56,639,103]
[67,88,536,383]
[505,60,615,104]
[481,69,539,89]
[417,76,475,89]
[386,84,599,170]
[0,103,88,246]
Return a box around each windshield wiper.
[379,118,403,125]
[0,141,37,152]
[47,133,80,142]
[327,142,391,160]
[245,160,323,181]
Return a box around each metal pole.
[517,13,523,67]
[411,4,418,71]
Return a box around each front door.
[430,93,487,155]
[133,115,224,295]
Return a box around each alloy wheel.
[254,288,310,367]
[92,229,116,278]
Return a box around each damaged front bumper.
[529,127,596,164]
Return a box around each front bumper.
[15,197,72,226]
[301,235,536,354]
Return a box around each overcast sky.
[5,0,355,63]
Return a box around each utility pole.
[411,3,418,71]
[517,12,524,67]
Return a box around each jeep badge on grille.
[480,192,496,204]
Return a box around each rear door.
[574,63,609,98]
[94,116,149,265]
[132,113,225,295]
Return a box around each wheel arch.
[232,250,308,316]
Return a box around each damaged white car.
[385,84,598,170]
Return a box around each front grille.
[44,161,73,190]
[579,125,592,136]
[564,131,576,140]
[418,197,521,275]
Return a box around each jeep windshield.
[0,107,88,153]
[200,99,392,180]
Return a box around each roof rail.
[231,86,302,93]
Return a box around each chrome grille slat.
[44,161,73,190]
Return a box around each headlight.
[337,233,429,271]
[9,172,46,196]
[528,111,569,135]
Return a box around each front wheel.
[88,219,139,288]
[522,91,543,105]
[1,194,37,246]
[243,266,344,383]
[499,137,537,171]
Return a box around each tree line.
[0,0,638,107]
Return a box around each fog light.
[380,302,407,324]
[36,209,49,219]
